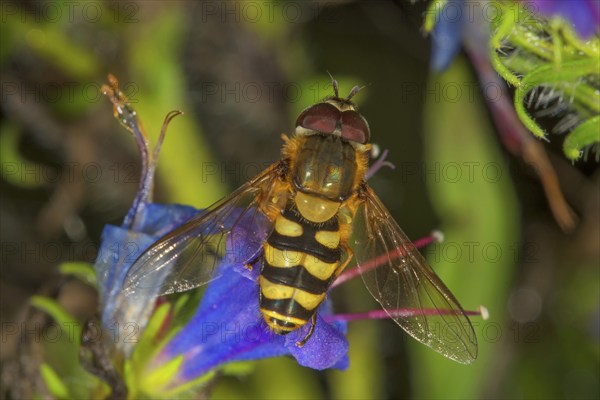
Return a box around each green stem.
[563,115,600,161]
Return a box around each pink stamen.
[365,148,396,180]
[332,231,442,288]
[325,306,487,323]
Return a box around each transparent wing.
[123,163,286,296]
[352,186,477,364]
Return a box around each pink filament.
[365,149,396,180]
[331,235,437,288]
[325,308,483,323]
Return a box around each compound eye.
[341,110,370,144]
[296,103,340,133]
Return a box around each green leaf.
[328,320,383,400]
[0,122,46,188]
[249,357,325,399]
[123,359,137,399]
[220,360,256,376]
[126,7,226,208]
[130,301,172,370]
[423,0,449,33]
[157,370,217,399]
[563,115,600,161]
[58,262,98,288]
[2,11,98,79]
[40,363,70,399]
[30,296,82,340]
[30,296,109,398]
[141,355,184,394]
[415,57,519,398]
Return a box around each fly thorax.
[292,135,358,202]
[294,191,340,223]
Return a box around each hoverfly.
[123,80,478,364]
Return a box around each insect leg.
[334,245,354,279]
[296,313,317,347]
[244,245,264,272]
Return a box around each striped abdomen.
[260,202,341,334]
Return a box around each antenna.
[347,84,369,100]
[327,71,339,98]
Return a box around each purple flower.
[94,76,349,391]
[96,200,349,385]
[147,202,348,387]
[136,203,349,388]
[152,248,348,388]
[95,202,198,352]
[531,0,600,39]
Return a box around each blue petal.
[156,260,289,383]
[430,0,467,72]
[95,203,199,302]
[95,225,156,321]
[286,313,349,370]
[133,203,199,237]
[94,203,199,353]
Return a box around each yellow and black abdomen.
[260,204,341,334]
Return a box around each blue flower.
[429,0,467,72]
[95,202,198,353]
[133,204,349,389]
[94,76,349,394]
[152,247,348,388]
[96,201,349,388]
[156,209,348,381]
[531,0,600,39]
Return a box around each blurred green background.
[1,1,598,399]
